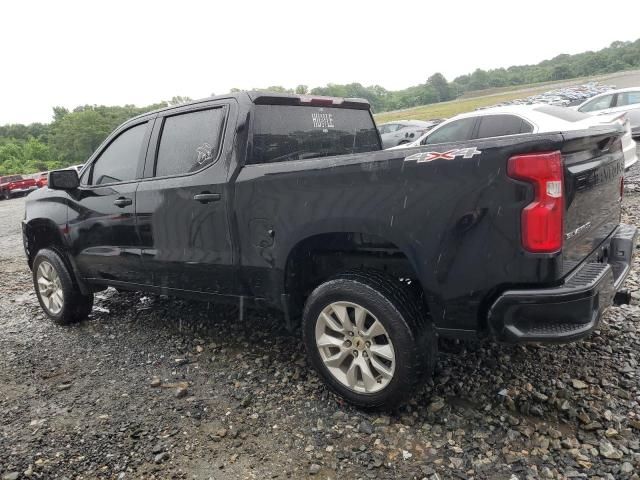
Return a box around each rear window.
[250,105,380,165]
[534,105,589,122]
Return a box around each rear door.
[69,119,152,283]
[135,100,237,295]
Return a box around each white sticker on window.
[312,112,335,129]
[196,143,214,165]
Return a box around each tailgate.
[561,126,625,274]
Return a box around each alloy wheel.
[315,301,396,393]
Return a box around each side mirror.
[49,169,79,190]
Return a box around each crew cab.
[23,92,637,408]
[1,175,37,200]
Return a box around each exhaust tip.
[613,290,632,306]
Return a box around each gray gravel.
[1,187,640,479]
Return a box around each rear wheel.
[302,270,436,409]
[33,249,94,325]
[3,191,10,200]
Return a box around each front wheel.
[33,248,94,325]
[302,270,437,409]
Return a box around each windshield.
[251,105,381,164]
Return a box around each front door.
[135,102,237,296]
[69,119,152,284]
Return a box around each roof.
[128,91,372,124]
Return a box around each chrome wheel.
[37,260,64,315]
[315,301,395,393]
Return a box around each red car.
[35,172,48,188]
[0,175,37,200]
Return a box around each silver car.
[575,87,640,138]
[377,120,438,149]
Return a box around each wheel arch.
[282,229,429,317]
[24,218,66,268]
[25,218,91,295]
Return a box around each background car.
[0,174,37,199]
[389,104,638,170]
[377,120,439,149]
[574,87,640,138]
[35,171,48,188]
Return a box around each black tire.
[302,269,437,409]
[3,191,9,200]
[32,248,94,325]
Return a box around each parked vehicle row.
[479,82,615,109]
[23,92,637,408]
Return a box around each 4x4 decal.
[405,147,482,163]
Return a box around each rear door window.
[90,122,148,185]
[423,118,476,145]
[250,105,380,164]
[475,115,531,139]
[154,107,226,177]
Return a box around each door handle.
[193,193,221,204]
[113,197,132,207]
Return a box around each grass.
[373,87,551,124]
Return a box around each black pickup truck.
[23,92,637,408]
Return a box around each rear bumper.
[487,224,637,343]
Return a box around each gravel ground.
[2,174,640,479]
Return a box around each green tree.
[168,96,193,105]
[427,73,452,101]
[468,69,490,90]
[551,64,573,80]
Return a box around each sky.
[1,0,639,125]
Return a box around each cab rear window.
[250,105,381,164]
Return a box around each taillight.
[508,151,564,253]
